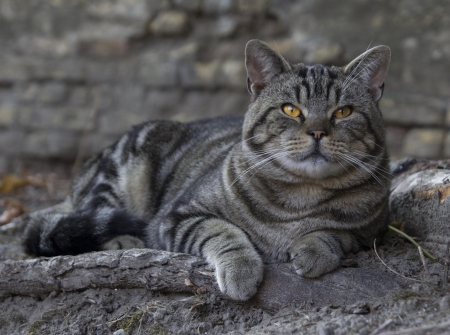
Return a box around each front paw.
[292,241,340,278]
[215,254,263,301]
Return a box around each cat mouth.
[301,147,329,163]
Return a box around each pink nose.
[310,130,327,139]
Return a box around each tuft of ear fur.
[344,45,391,101]
[245,39,291,97]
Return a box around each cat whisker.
[337,153,387,189]
[363,138,387,152]
[241,152,287,188]
[352,150,387,160]
[228,151,285,188]
[351,151,395,177]
[335,154,371,185]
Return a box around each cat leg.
[171,217,263,301]
[290,230,357,278]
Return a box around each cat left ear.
[245,39,291,96]
[344,45,391,102]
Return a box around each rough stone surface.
[391,170,450,257]
[402,129,445,159]
[149,11,190,36]
[380,98,446,127]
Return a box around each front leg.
[172,217,263,301]
[290,230,357,278]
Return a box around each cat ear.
[344,45,391,101]
[245,39,291,96]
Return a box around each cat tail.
[22,200,148,257]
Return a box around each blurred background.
[0,0,450,176]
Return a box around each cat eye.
[333,106,352,119]
[282,104,302,118]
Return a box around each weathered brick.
[85,133,121,157]
[0,155,9,172]
[91,85,115,109]
[203,0,235,14]
[444,132,450,157]
[172,0,201,12]
[17,37,72,58]
[170,92,212,123]
[98,112,147,135]
[85,61,118,83]
[76,21,147,40]
[402,129,445,158]
[0,104,16,126]
[86,0,152,21]
[0,130,24,155]
[19,106,94,131]
[179,60,221,88]
[380,98,446,127]
[69,87,90,107]
[114,85,145,113]
[266,38,306,64]
[22,130,81,160]
[217,60,246,89]
[386,126,408,160]
[0,57,28,81]
[237,0,267,14]
[138,53,178,87]
[27,59,85,81]
[36,82,68,104]
[445,104,450,126]
[171,91,248,123]
[19,84,39,102]
[304,42,343,65]
[143,90,183,119]
[149,11,190,36]
[215,16,239,38]
[78,40,130,57]
[168,42,199,62]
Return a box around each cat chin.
[283,156,344,179]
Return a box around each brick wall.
[0,0,449,173]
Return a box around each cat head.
[242,39,391,181]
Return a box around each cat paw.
[292,243,340,278]
[101,235,145,250]
[215,255,263,301]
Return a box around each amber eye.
[333,106,352,119]
[282,104,302,118]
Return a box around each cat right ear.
[344,45,391,102]
[245,40,290,96]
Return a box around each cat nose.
[309,130,327,140]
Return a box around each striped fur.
[23,40,391,301]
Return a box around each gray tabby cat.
[23,40,391,301]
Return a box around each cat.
[23,39,391,301]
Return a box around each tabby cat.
[23,40,391,301]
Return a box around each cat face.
[243,40,391,181]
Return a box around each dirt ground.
[0,172,449,335]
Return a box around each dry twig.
[373,239,422,283]
[417,246,430,280]
[388,225,436,261]
[368,318,394,335]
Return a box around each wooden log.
[390,158,450,260]
[0,248,407,312]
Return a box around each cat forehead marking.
[294,65,341,105]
